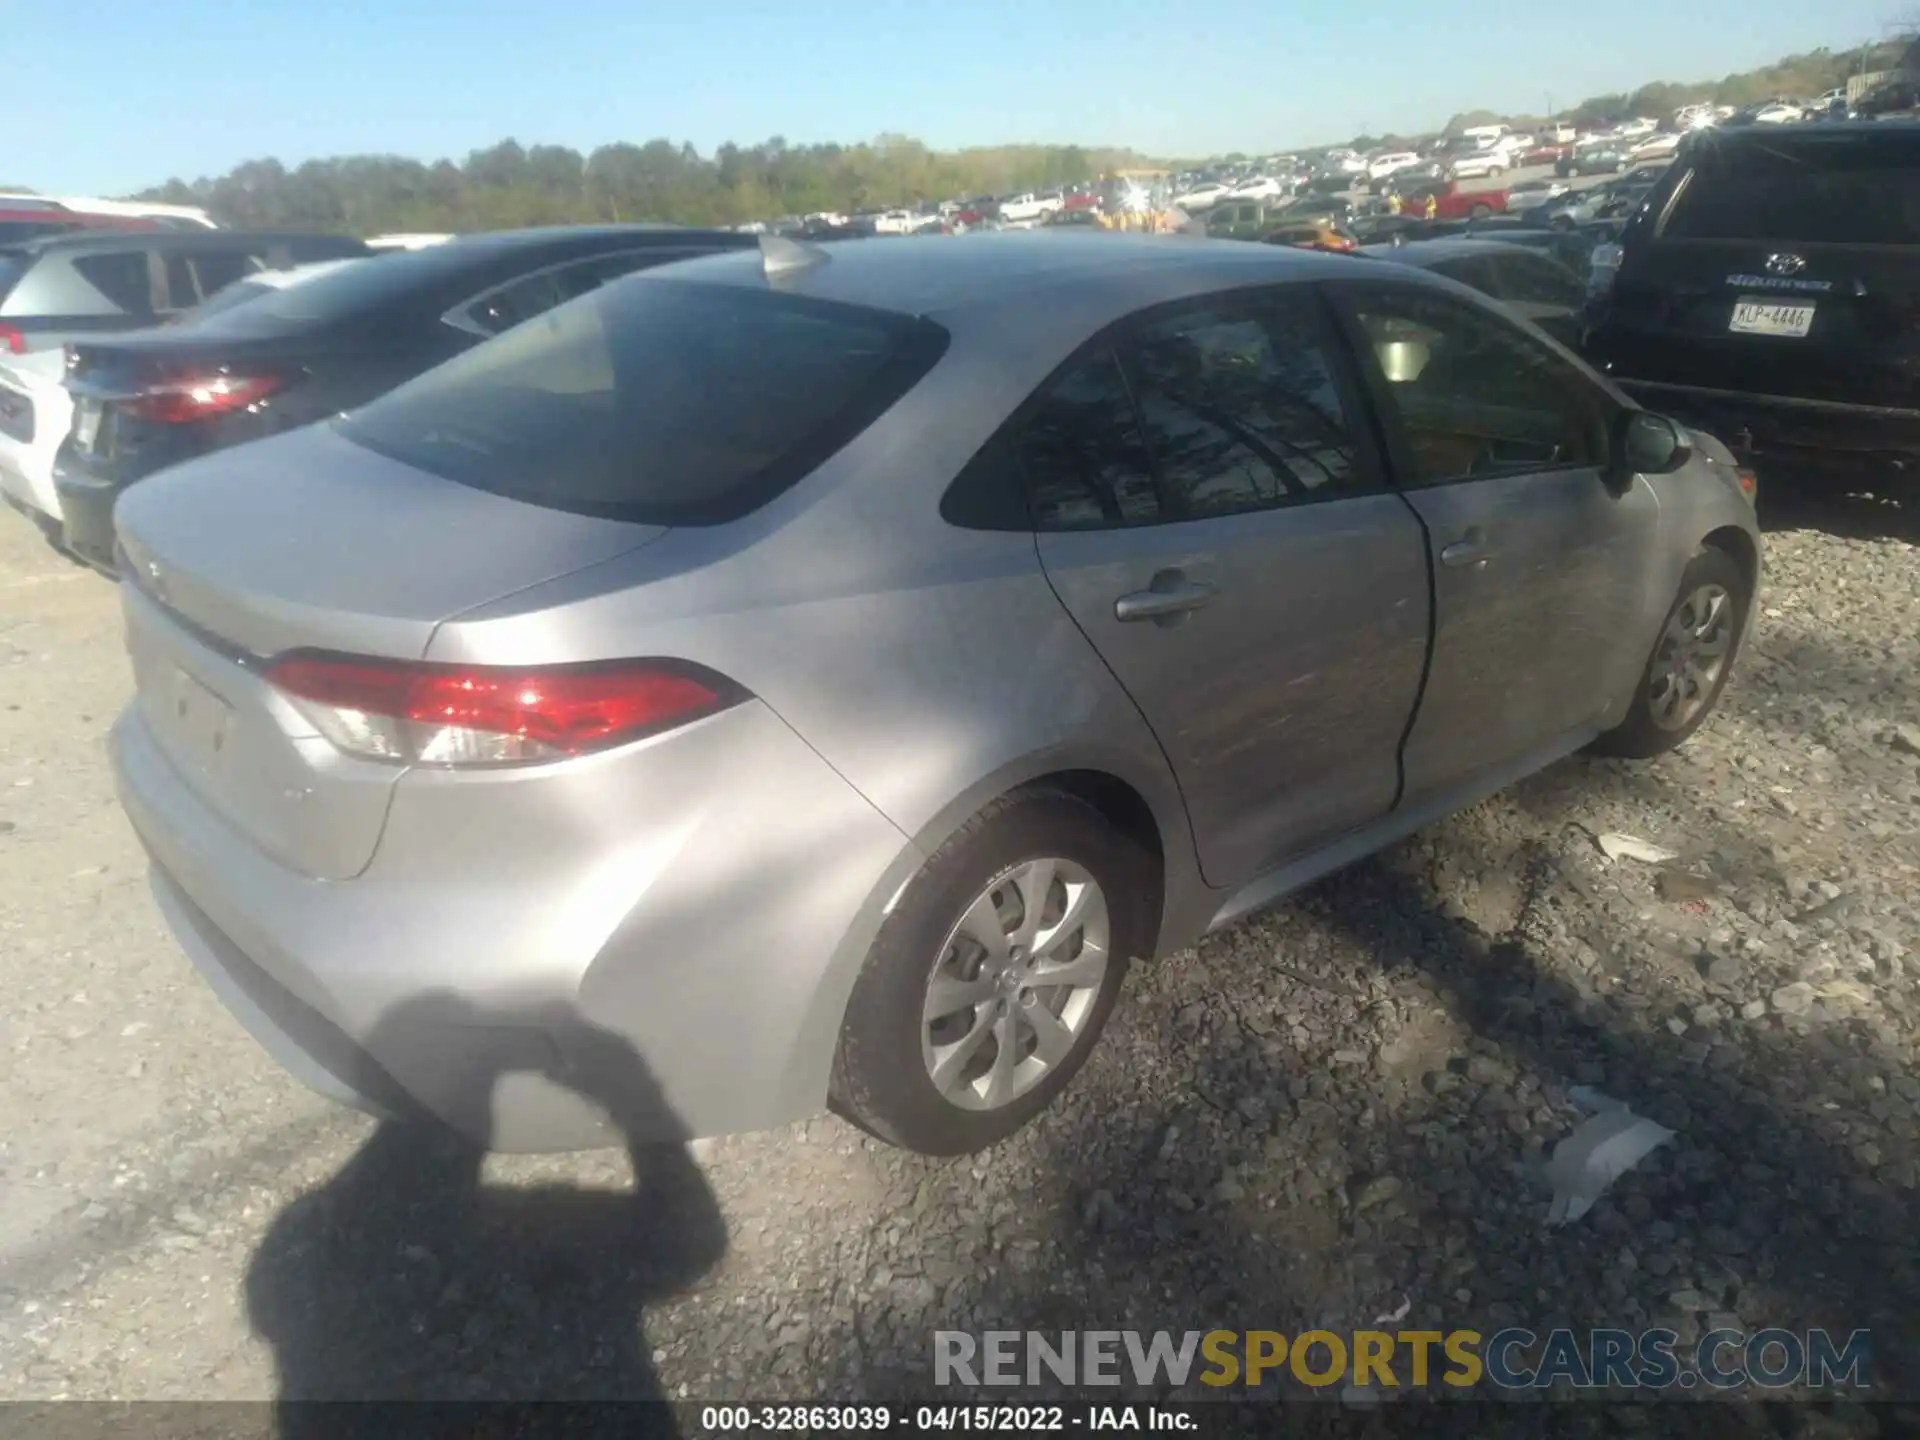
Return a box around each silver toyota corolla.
[109,232,1760,1156]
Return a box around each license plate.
[169,667,234,773]
[72,399,103,452]
[1729,301,1815,337]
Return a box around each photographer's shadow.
[244,993,728,1434]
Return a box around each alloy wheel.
[921,858,1110,1111]
[1649,582,1734,730]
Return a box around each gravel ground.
[1,485,1917,1432]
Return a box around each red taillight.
[123,372,284,425]
[265,655,730,767]
[0,324,25,355]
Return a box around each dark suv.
[1583,123,1920,489]
[0,230,370,355]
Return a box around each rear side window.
[448,250,680,338]
[338,279,948,525]
[68,253,154,314]
[1663,140,1920,245]
[1018,349,1161,529]
[1494,253,1584,307]
[192,251,260,299]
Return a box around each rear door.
[1598,131,1920,408]
[1328,280,1660,808]
[1030,286,1432,888]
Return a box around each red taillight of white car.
[265,654,733,766]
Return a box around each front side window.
[1344,286,1608,483]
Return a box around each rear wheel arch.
[1014,769,1167,954]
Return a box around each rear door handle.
[1114,578,1217,623]
[1440,530,1494,568]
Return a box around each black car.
[1357,237,1590,347]
[1852,78,1920,121]
[1584,123,1920,490]
[0,229,369,355]
[52,225,756,574]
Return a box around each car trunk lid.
[113,424,667,879]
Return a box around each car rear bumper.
[1615,379,1920,479]
[111,684,922,1152]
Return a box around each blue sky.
[10,0,1897,195]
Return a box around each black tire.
[1590,546,1750,759]
[829,790,1150,1155]
[1469,202,1493,219]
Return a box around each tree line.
[133,136,1159,235]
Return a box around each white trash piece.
[1595,832,1680,864]
[1544,1105,1676,1226]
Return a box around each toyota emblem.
[1764,252,1808,277]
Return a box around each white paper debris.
[1544,1105,1676,1226]
[1372,1295,1412,1324]
[1595,832,1680,864]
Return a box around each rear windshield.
[0,254,27,305]
[337,278,949,526]
[1663,138,1920,245]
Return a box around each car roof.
[642,232,1371,321]
[2,228,362,257]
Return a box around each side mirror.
[1610,410,1692,487]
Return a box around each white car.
[1752,103,1804,124]
[1614,117,1659,139]
[1505,177,1571,210]
[0,347,71,531]
[0,259,361,533]
[997,192,1062,224]
[1366,151,1420,181]
[1630,132,1682,163]
[52,197,218,229]
[1224,175,1288,202]
[1449,147,1512,179]
[1171,182,1230,210]
[871,210,918,235]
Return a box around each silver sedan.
[109,233,1760,1156]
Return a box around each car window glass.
[70,253,153,314]
[338,279,942,526]
[191,251,260,300]
[1662,139,1920,244]
[457,269,570,336]
[1348,288,1607,483]
[1500,253,1583,307]
[1117,293,1362,518]
[160,255,199,311]
[1018,347,1162,530]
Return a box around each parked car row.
[1,224,759,569]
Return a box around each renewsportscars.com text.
[934,1327,1872,1391]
